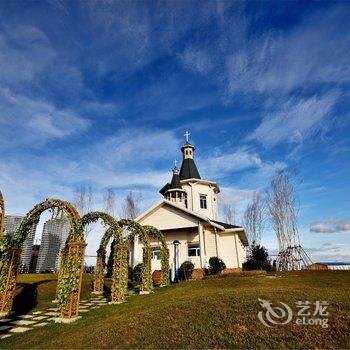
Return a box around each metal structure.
[275,245,313,271]
[268,170,313,271]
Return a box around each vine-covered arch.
[119,219,152,293]
[0,198,85,321]
[143,225,170,287]
[0,191,4,238]
[82,212,128,304]
[92,228,111,295]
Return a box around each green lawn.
[2,271,350,349]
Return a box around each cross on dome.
[184,130,190,143]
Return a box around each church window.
[200,194,207,209]
[188,243,200,257]
[152,246,161,260]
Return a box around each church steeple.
[163,165,187,206]
[179,131,201,180]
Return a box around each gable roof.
[212,220,242,230]
[135,199,221,228]
[135,200,249,246]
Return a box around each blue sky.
[0,0,349,262]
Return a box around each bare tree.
[222,203,236,225]
[267,169,300,252]
[121,191,142,220]
[74,185,94,236]
[104,188,116,217]
[74,185,93,215]
[243,192,266,246]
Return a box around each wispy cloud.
[225,6,350,96]
[310,220,350,233]
[200,148,262,177]
[0,88,90,149]
[178,48,212,75]
[0,128,178,214]
[248,91,339,148]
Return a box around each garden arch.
[0,198,85,321]
[0,191,4,238]
[142,225,170,287]
[82,212,128,304]
[118,219,152,293]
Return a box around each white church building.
[133,133,248,280]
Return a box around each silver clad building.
[4,215,37,272]
[36,217,70,273]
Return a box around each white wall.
[181,181,218,220]
[218,232,246,268]
[133,229,202,272]
[133,226,246,272]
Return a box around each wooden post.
[92,254,104,294]
[0,247,22,317]
[57,242,86,323]
[53,249,65,303]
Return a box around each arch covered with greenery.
[118,219,152,293]
[0,190,4,239]
[0,198,85,320]
[82,212,128,303]
[142,225,170,287]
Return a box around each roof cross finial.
[174,159,178,168]
[184,130,190,143]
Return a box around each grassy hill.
[1,271,349,349]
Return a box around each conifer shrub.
[242,244,275,271]
[209,256,226,275]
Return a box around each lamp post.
[173,240,181,282]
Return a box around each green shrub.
[132,263,143,282]
[242,244,275,271]
[209,257,226,275]
[179,261,194,280]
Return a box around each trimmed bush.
[132,263,143,283]
[179,261,194,280]
[209,257,226,275]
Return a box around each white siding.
[218,233,246,268]
[139,205,198,230]
[181,182,218,220]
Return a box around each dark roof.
[212,220,242,229]
[159,183,170,195]
[169,169,182,189]
[179,158,201,180]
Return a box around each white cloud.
[200,148,262,178]
[248,91,339,148]
[225,7,350,96]
[0,88,90,148]
[0,128,178,215]
[310,220,350,233]
[178,48,212,74]
[0,25,55,85]
[218,186,256,223]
